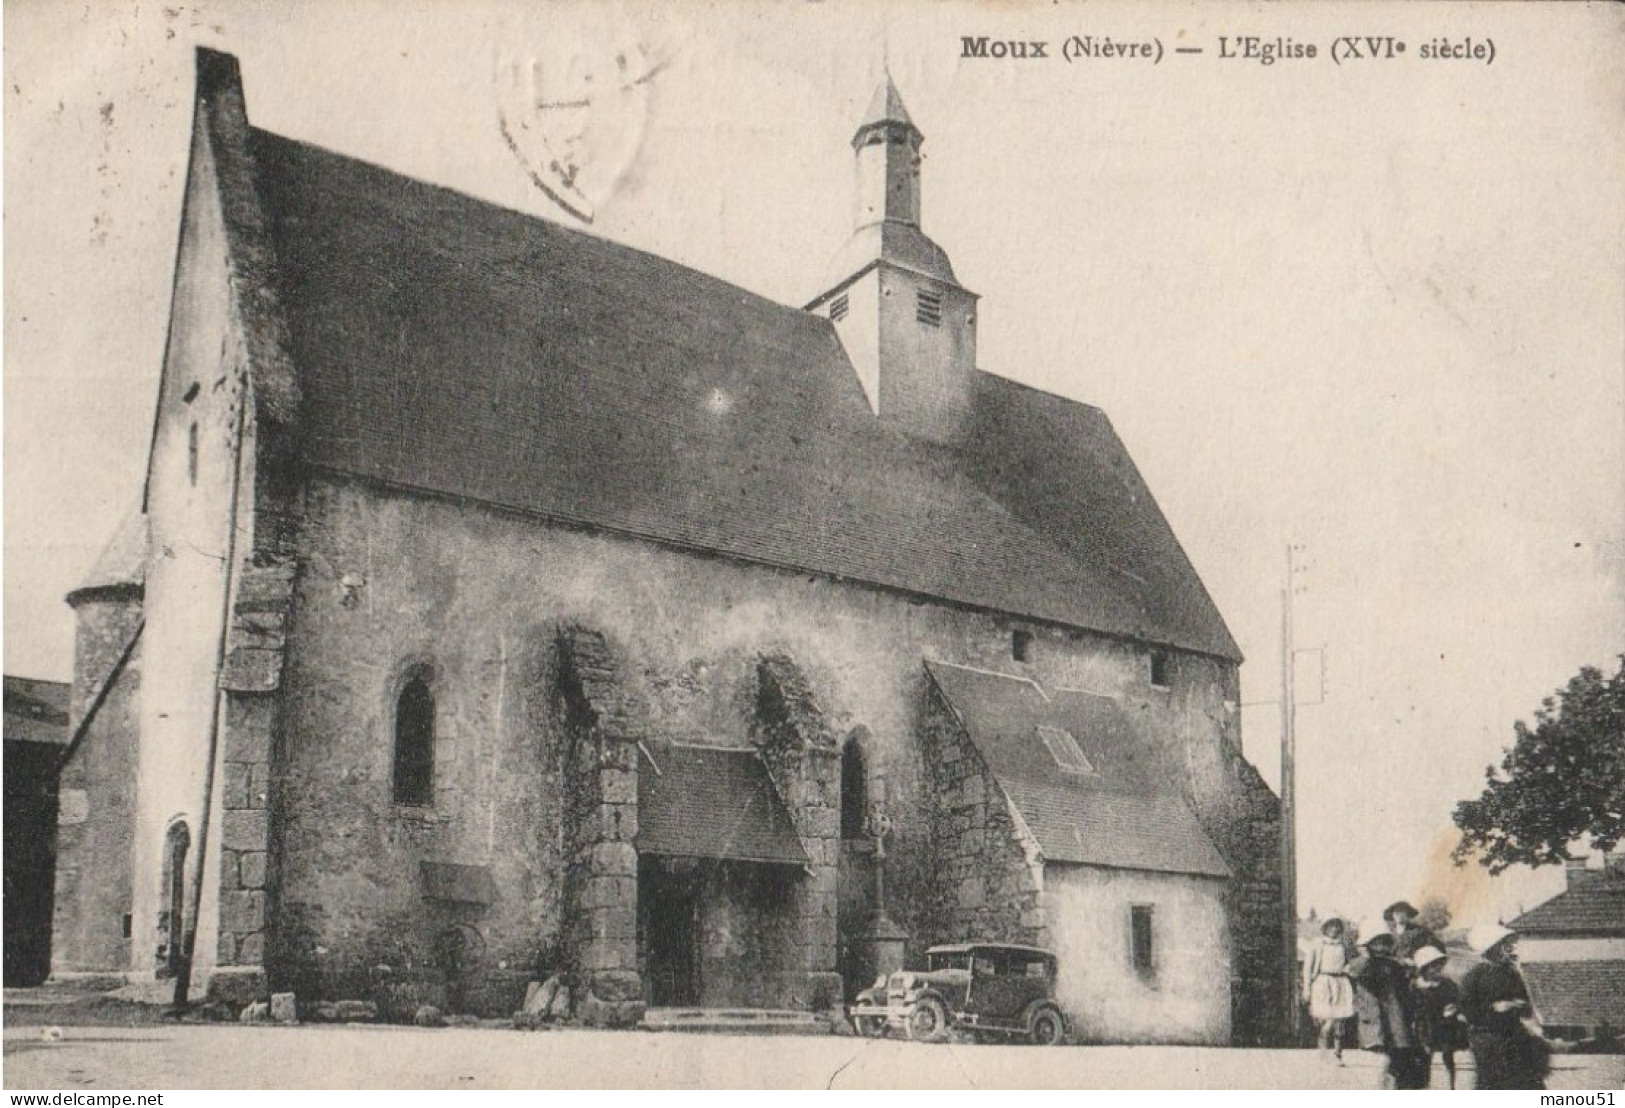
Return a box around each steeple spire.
[851,74,922,229]
[854,73,917,145]
[807,74,978,445]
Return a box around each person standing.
[1384,900,1441,968]
[1411,946,1469,1089]
[1460,924,1550,1090]
[1349,918,1429,1089]
[1302,917,1356,1063]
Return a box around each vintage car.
[849,942,1068,1045]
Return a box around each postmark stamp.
[491,7,665,224]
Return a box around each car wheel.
[851,1002,886,1038]
[1029,1007,1065,1046]
[907,996,950,1043]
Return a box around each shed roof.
[925,660,1229,878]
[636,743,808,866]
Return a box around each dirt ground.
[4,1016,1623,1091]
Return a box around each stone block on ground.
[269,992,298,1023]
[523,975,561,1016]
[191,1002,235,1023]
[414,1004,446,1028]
[576,991,645,1028]
[586,969,642,1003]
[335,999,378,1022]
[204,966,268,1008]
[547,984,573,1020]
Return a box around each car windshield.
[927,951,971,972]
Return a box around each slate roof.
[636,743,808,866]
[858,74,917,135]
[1509,876,1625,936]
[924,660,1230,878]
[1522,960,1625,1027]
[236,115,1240,663]
[3,676,70,746]
[69,510,148,601]
[818,220,961,290]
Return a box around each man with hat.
[1383,900,1441,967]
[1460,923,1550,1089]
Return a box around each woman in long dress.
[1302,917,1356,1062]
[1461,924,1550,1090]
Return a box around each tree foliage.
[1416,896,1451,934]
[1452,657,1625,873]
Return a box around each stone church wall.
[272,473,1276,1030]
[918,688,1046,948]
[52,600,142,976]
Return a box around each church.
[52,48,1285,1045]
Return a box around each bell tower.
[808,76,978,446]
[853,76,922,229]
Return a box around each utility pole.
[1280,543,1300,1044]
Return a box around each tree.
[1452,657,1625,874]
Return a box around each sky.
[6,0,1623,928]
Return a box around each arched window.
[393,673,435,806]
[841,732,867,839]
[157,820,190,978]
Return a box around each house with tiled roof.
[51,49,1284,1044]
[1510,856,1625,1043]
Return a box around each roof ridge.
[249,126,829,335]
[923,657,1050,701]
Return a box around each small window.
[840,733,867,839]
[121,912,133,939]
[916,289,942,327]
[830,293,849,322]
[1150,650,1171,688]
[187,423,199,486]
[973,953,1005,977]
[1012,629,1034,663]
[1131,905,1155,974]
[1037,726,1093,775]
[393,674,435,806]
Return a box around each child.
[1302,917,1356,1063]
[1349,919,1429,1090]
[1412,946,1469,1088]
